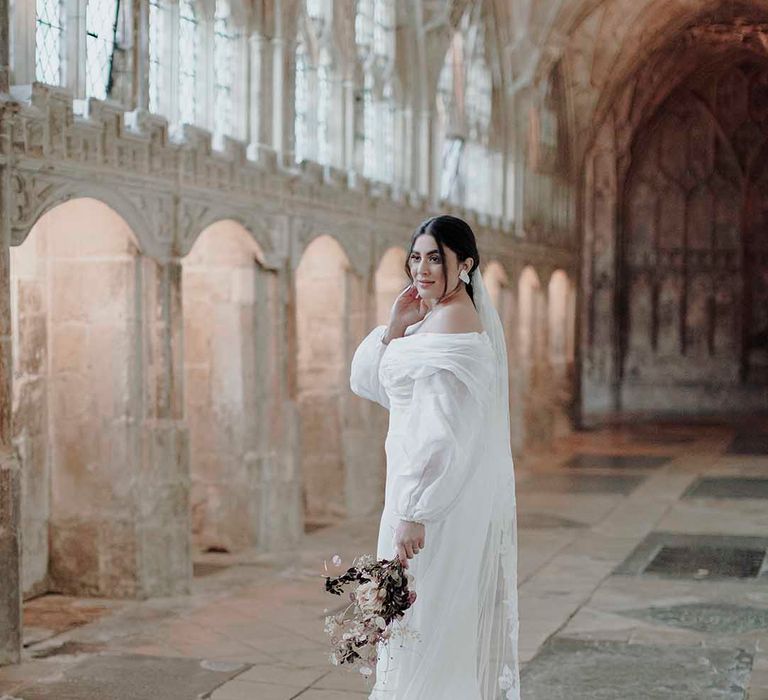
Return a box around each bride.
[350,215,520,700]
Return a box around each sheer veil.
[472,268,520,699]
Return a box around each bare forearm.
[383,323,407,344]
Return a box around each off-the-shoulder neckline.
[388,329,489,343]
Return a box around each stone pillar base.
[0,450,21,665]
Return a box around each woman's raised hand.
[394,519,425,569]
[384,284,428,343]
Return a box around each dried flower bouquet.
[323,553,419,677]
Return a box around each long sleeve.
[391,368,486,524]
[350,324,390,410]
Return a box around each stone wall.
[569,0,768,419]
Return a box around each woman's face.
[409,233,464,301]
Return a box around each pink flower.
[354,580,384,614]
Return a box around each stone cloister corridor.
[0,0,767,697]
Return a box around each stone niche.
[182,220,269,553]
[11,197,188,599]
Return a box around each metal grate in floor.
[615,532,768,580]
[564,454,671,470]
[726,433,768,455]
[683,477,768,500]
[645,545,764,579]
[519,473,645,496]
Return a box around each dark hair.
[404,215,480,307]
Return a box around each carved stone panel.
[622,60,768,387]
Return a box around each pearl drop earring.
[459,268,470,284]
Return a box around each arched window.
[35,0,65,85]
[85,0,118,99]
[355,0,396,182]
[178,0,201,126]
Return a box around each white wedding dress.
[350,288,520,700]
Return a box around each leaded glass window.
[381,83,395,181]
[372,0,393,60]
[356,0,396,182]
[317,50,331,165]
[437,10,498,213]
[355,0,374,55]
[361,75,375,177]
[213,0,236,139]
[294,37,310,162]
[295,2,334,166]
[85,0,118,100]
[35,0,64,85]
[438,30,464,202]
[437,30,464,139]
[178,0,199,126]
[306,0,330,31]
[466,23,491,144]
[148,0,167,114]
[362,81,395,182]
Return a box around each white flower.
[498,663,519,697]
[355,580,384,614]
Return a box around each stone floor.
[2,417,768,699]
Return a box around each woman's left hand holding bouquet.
[394,520,425,569]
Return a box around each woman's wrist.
[383,324,406,344]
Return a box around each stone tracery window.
[355,0,396,182]
[294,1,334,165]
[148,0,168,115]
[213,0,238,141]
[35,0,65,85]
[437,8,501,216]
[178,0,201,126]
[85,0,119,99]
[317,48,332,165]
[294,35,311,162]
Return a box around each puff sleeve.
[350,324,390,410]
[391,368,487,524]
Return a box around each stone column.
[0,157,22,664]
[249,33,267,149]
[341,268,381,518]
[258,262,302,549]
[341,77,355,172]
[580,118,619,417]
[0,0,8,92]
[529,278,555,447]
[138,257,190,596]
